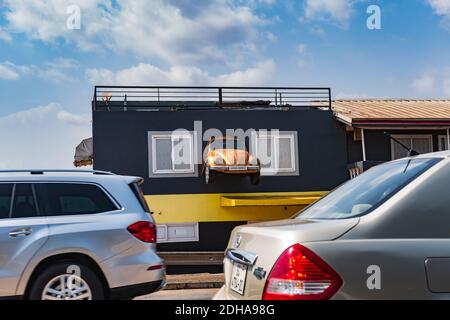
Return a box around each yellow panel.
[145,191,327,224]
[220,194,323,207]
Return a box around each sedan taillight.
[262,244,342,300]
[127,221,156,243]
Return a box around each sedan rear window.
[295,158,441,220]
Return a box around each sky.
[0,0,450,168]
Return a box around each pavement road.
[136,288,220,300]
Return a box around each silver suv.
[0,170,165,300]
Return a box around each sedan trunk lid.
[223,218,359,299]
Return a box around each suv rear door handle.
[9,228,32,237]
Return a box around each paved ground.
[136,288,219,300]
[165,273,224,290]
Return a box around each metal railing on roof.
[92,86,332,111]
[0,169,115,175]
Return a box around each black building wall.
[93,109,349,194]
[347,129,448,162]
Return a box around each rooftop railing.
[93,86,331,111]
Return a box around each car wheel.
[250,172,260,185]
[28,262,105,300]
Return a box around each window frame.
[251,131,299,176]
[390,134,433,160]
[438,135,449,151]
[148,131,198,178]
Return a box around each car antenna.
[383,131,420,157]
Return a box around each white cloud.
[412,74,435,93]
[0,103,91,169]
[296,43,307,54]
[86,60,276,86]
[427,0,450,15]
[213,60,276,86]
[266,31,277,42]
[0,59,79,83]
[3,0,265,65]
[0,62,20,80]
[427,0,450,27]
[57,110,91,126]
[0,27,12,42]
[301,0,354,27]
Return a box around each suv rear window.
[129,182,151,213]
[295,158,441,220]
[36,183,118,216]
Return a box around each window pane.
[38,184,117,216]
[412,137,432,154]
[0,184,13,219]
[440,137,448,151]
[173,136,192,171]
[12,184,37,218]
[392,138,412,159]
[278,137,293,170]
[257,136,274,169]
[129,182,151,213]
[154,137,173,171]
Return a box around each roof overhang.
[336,115,450,129]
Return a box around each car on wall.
[214,151,450,300]
[202,136,261,185]
[0,170,165,300]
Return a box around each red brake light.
[262,244,342,300]
[127,221,156,243]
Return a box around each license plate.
[229,166,247,171]
[230,262,247,295]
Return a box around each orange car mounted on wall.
[202,136,261,185]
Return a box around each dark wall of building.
[158,221,245,252]
[347,129,448,163]
[93,109,349,195]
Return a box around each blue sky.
[0,0,449,168]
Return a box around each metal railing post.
[328,88,332,110]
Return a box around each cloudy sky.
[0,0,449,168]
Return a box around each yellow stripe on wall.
[145,191,327,224]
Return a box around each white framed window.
[390,135,433,160]
[438,135,449,151]
[148,131,198,177]
[252,131,299,176]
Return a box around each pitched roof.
[332,100,450,126]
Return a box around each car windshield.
[294,157,441,220]
[210,137,247,151]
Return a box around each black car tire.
[28,261,105,300]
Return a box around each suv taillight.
[127,221,156,243]
[262,244,342,300]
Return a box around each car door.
[0,183,49,297]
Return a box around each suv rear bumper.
[110,279,166,300]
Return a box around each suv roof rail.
[0,169,115,175]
